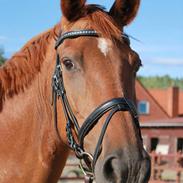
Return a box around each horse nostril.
[103,155,128,183]
[103,156,115,181]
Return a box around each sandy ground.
[58,156,84,183]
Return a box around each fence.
[59,153,183,183]
[150,152,183,183]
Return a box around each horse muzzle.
[95,148,151,183]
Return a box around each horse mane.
[63,5,122,42]
[0,24,60,110]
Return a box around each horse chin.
[94,149,151,183]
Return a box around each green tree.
[0,48,6,66]
[137,75,183,90]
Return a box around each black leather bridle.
[52,29,142,182]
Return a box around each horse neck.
[32,37,70,180]
[0,34,57,140]
[0,29,70,182]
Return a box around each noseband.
[52,30,142,182]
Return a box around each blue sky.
[0,0,183,78]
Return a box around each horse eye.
[63,59,75,71]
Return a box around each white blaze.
[98,38,110,57]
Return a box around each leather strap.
[55,30,99,49]
[78,98,138,147]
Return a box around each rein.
[52,29,142,182]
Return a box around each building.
[136,80,183,154]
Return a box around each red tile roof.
[136,80,183,122]
[136,80,169,122]
[179,91,183,115]
[149,88,183,116]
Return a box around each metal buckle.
[79,152,94,178]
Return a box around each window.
[138,101,150,114]
[177,138,183,152]
[150,138,169,154]
[151,138,159,152]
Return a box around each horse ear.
[61,0,86,21]
[109,0,140,26]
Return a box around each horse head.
[53,0,151,182]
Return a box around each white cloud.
[133,44,183,54]
[0,36,8,42]
[138,62,183,78]
[152,57,183,65]
[0,36,26,43]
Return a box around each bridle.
[52,29,142,182]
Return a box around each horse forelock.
[0,23,60,106]
[62,5,122,43]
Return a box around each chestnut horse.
[0,0,150,183]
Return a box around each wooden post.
[151,151,155,180]
[176,171,181,183]
[176,151,181,183]
[157,153,162,180]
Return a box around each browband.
[55,29,99,49]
